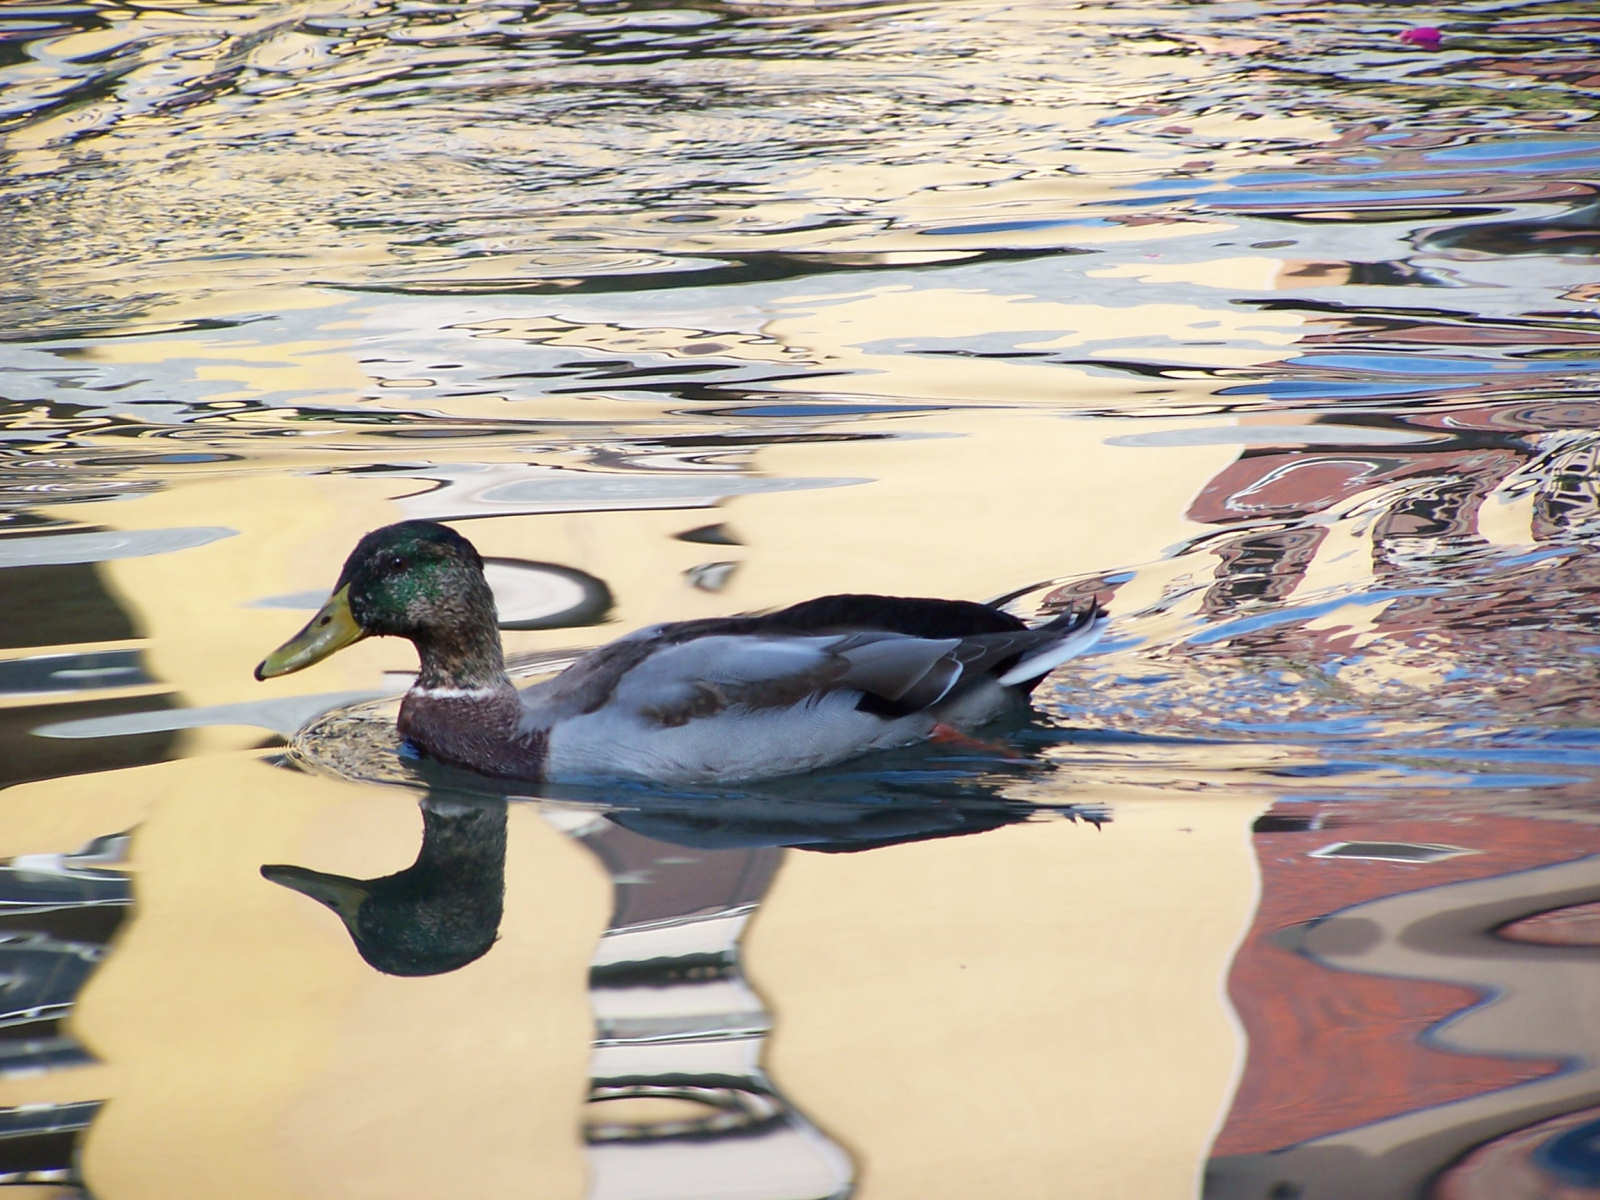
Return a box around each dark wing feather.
[844,603,1106,712]
[828,632,966,713]
[535,596,1102,729]
[765,593,1028,638]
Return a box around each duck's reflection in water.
[262,765,1099,1200]
[262,793,506,977]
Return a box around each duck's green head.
[255,521,496,681]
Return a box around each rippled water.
[4,1,1600,1197]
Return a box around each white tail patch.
[996,612,1107,686]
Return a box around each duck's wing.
[599,604,1104,727]
[761,593,1105,696]
[601,632,939,726]
[832,605,1105,715]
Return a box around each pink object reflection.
[1399,26,1443,48]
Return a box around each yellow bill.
[254,585,365,679]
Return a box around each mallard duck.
[255,521,1106,784]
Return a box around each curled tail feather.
[996,603,1107,687]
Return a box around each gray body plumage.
[402,598,1107,783]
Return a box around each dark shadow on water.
[329,244,1086,299]
[532,745,1108,855]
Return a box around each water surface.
[3,2,1600,1197]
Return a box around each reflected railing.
[0,832,132,1191]
[554,818,848,1200]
